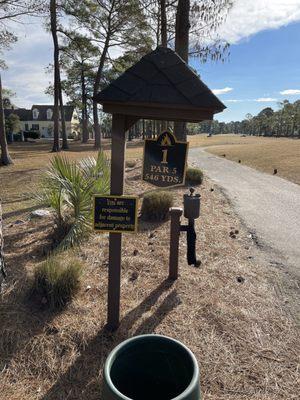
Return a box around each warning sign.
[93,195,138,233]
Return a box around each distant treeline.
[196,99,300,138]
[99,99,300,140]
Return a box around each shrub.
[141,191,173,221]
[31,256,83,310]
[13,132,23,142]
[126,159,137,168]
[24,131,40,140]
[38,152,110,250]
[185,167,203,185]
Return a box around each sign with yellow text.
[93,195,138,233]
[142,131,188,187]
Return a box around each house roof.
[4,105,76,122]
[4,108,31,121]
[95,47,226,122]
[31,105,75,122]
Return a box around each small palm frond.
[39,151,110,251]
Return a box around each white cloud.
[2,18,53,107]
[226,98,279,103]
[219,0,300,44]
[212,87,233,95]
[255,97,278,102]
[2,16,125,108]
[280,89,300,95]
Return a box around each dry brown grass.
[0,163,299,400]
[1,134,299,220]
[193,134,300,185]
[0,140,141,221]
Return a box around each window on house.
[25,124,29,130]
[32,124,39,131]
[32,108,39,120]
[47,109,53,120]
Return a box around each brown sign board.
[142,131,188,187]
[93,195,138,234]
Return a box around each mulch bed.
[0,162,298,399]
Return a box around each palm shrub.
[31,256,83,309]
[141,191,173,221]
[185,167,203,185]
[38,152,110,250]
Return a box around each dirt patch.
[0,163,298,399]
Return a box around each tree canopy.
[199,100,300,138]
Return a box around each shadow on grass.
[6,139,144,155]
[137,217,168,233]
[41,279,179,400]
[3,204,42,220]
[126,172,141,181]
[0,285,61,377]
[0,218,58,372]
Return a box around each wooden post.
[169,207,183,280]
[107,114,126,331]
[0,200,6,292]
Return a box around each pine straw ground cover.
[0,162,299,400]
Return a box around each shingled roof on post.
[95,47,226,122]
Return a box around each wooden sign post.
[108,114,126,330]
[94,47,225,331]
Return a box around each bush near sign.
[142,131,188,188]
[93,195,138,234]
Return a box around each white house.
[4,105,80,138]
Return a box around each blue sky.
[3,0,300,122]
[191,22,300,122]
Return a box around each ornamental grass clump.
[38,152,110,250]
[31,256,83,310]
[126,159,137,168]
[186,167,203,186]
[141,191,173,221]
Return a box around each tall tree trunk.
[160,0,167,47]
[0,75,12,165]
[93,39,110,149]
[59,80,68,149]
[50,0,60,152]
[174,0,190,142]
[58,68,68,150]
[81,67,89,143]
[175,0,190,61]
[0,201,6,292]
[160,0,168,130]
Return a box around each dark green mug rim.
[104,334,199,400]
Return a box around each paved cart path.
[189,148,300,277]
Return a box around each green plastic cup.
[103,334,200,400]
